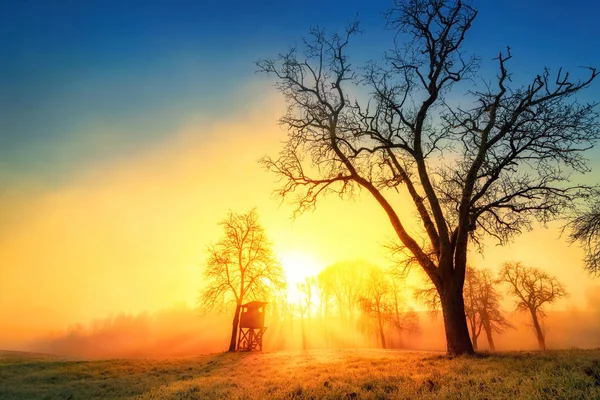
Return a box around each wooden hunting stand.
[237,301,267,351]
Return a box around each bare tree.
[258,0,599,354]
[359,267,393,348]
[568,200,600,276]
[389,279,419,347]
[463,266,483,351]
[499,262,567,350]
[359,266,419,349]
[198,209,287,352]
[464,266,512,351]
[476,268,512,351]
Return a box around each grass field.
[1,348,599,399]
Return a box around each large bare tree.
[258,0,599,354]
[198,209,287,352]
[499,262,567,350]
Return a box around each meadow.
[1,348,599,399]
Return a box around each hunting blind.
[237,301,267,351]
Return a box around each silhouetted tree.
[463,266,483,351]
[198,209,287,352]
[500,262,567,350]
[463,266,512,351]
[475,268,512,351]
[389,279,419,347]
[358,266,419,349]
[359,267,393,348]
[258,0,599,354]
[569,200,600,276]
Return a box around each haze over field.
[1,0,600,357]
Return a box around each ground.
[1,348,599,399]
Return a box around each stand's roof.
[241,301,267,309]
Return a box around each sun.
[280,251,322,304]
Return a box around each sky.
[1,0,600,347]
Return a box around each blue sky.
[2,0,599,189]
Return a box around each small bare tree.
[476,268,512,352]
[198,209,287,352]
[258,0,599,355]
[359,267,419,349]
[389,279,419,348]
[359,267,393,349]
[499,262,567,350]
[463,266,483,351]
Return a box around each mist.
[23,306,230,359]
[13,283,599,359]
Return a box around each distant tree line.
[291,261,419,350]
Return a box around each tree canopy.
[499,262,567,350]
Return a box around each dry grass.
[1,348,599,399]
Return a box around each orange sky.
[0,85,597,347]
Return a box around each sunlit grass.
[1,348,599,399]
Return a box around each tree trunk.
[470,331,478,352]
[482,319,496,352]
[228,302,242,352]
[467,316,479,351]
[530,309,546,350]
[440,282,475,355]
